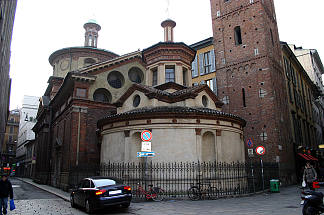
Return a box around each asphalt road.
[10,178,132,214]
[6,178,315,215]
[12,178,58,200]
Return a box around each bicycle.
[134,183,165,201]
[188,182,219,200]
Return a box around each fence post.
[250,159,255,193]
[261,158,264,192]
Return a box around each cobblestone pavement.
[10,178,315,215]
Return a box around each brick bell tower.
[210,0,295,180]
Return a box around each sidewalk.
[16,177,70,201]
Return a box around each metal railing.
[100,161,279,201]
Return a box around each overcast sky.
[9,0,324,110]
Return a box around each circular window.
[133,95,141,107]
[93,88,112,103]
[128,67,144,83]
[202,95,208,107]
[107,71,125,89]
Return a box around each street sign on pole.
[141,130,152,142]
[141,142,151,152]
[137,152,155,157]
[248,149,254,157]
[256,146,265,156]
[246,138,253,148]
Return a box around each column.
[124,130,130,162]
[175,64,183,85]
[195,128,202,161]
[216,129,222,162]
[157,64,165,85]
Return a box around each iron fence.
[100,161,279,201]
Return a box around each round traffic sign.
[141,130,152,142]
[256,146,265,156]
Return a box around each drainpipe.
[76,107,81,166]
[47,106,53,185]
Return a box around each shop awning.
[306,154,318,161]
[298,153,310,160]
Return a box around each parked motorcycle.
[301,190,324,215]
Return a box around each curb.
[15,177,70,202]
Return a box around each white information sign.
[141,141,151,152]
[248,149,254,157]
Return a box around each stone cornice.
[142,42,196,67]
[49,46,119,66]
[98,106,245,128]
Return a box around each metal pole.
[144,157,148,190]
[251,159,255,193]
[261,158,265,191]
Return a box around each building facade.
[0,0,17,152]
[33,19,246,190]
[16,96,39,176]
[98,22,246,164]
[281,42,320,179]
[190,37,218,94]
[209,0,295,183]
[1,109,19,169]
[288,45,324,152]
[33,20,120,188]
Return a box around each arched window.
[84,58,96,66]
[93,88,112,103]
[202,131,216,162]
[242,88,246,107]
[129,132,142,161]
[88,35,93,46]
[234,26,242,45]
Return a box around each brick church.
[33,0,300,189]
[33,18,247,190]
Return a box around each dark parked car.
[70,176,132,213]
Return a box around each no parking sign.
[141,130,152,142]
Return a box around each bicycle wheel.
[188,187,200,201]
[151,187,165,201]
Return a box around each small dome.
[87,19,98,25]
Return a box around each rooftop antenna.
[165,0,170,18]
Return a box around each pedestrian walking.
[303,162,318,191]
[0,174,13,215]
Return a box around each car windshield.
[93,179,121,187]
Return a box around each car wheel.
[121,202,130,208]
[302,202,317,215]
[85,200,93,214]
[70,195,75,208]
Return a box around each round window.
[128,67,144,83]
[133,95,141,107]
[107,71,125,89]
[202,95,208,107]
